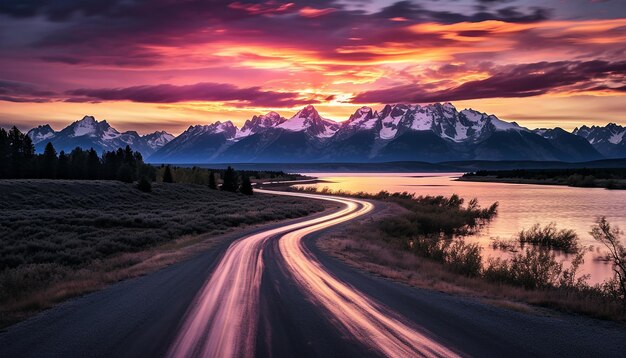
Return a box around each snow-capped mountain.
[533,127,603,161]
[26,116,173,156]
[277,105,340,138]
[573,123,626,158]
[25,104,623,163]
[27,124,56,144]
[143,131,175,150]
[151,103,610,163]
[148,121,237,163]
[237,111,285,138]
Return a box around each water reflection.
[298,173,626,284]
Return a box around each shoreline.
[458,175,626,190]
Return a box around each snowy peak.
[574,123,625,145]
[344,106,377,130]
[278,105,340,138]
[27,115,172,156]
[70,115,98,137]
[183,121,237,139]
[143,131,175,149]
[238,111,286,138]
[370,103,524,142]
[27,124,56,144]
[62,115,117,138]
[534,127,568,140]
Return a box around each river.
[297,173,626,284]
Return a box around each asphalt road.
[1,190,625,357]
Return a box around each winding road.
[1,189,625,357]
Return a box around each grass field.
[0,180,326,326]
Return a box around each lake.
[297,173,626,284]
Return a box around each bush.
[137,177,152,192]
[444,239,482,277]
[591,217,626,309]
[162,165,174,183]
[484,246,564,289]
[518,222,579,253]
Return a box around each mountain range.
[26,103,625,163]
[27,116,174,156]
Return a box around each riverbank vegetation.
[310,187,626,320]
[461,168,626,189]
[0,180,327,327]
[517,223,580,253]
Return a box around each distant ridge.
[26,116,174,156]
[24,103,624,163]
[167,158,626,173]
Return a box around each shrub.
[444,239,482,277]
[162,165,174,183]
[591,217,626,309]
[518,222,579,253]
[137,177,152,193]
[484,246,564,289]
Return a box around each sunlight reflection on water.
[297,173,626,284]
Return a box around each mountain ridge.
[26,116,174,156]
[24,104,624,163]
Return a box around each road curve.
[167,191,368,356]
[269,191,459,358]
[2,189,625,358]
[169,189,458,357]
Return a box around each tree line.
[160,165,253,195]
[2,126,266,195]
[0,126,154,182]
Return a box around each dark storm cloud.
[66,82,316,107]
[351,60,626,103]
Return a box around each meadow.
[0,180,325,326]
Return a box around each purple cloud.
[66,82,316,107]
[351,60,626,103]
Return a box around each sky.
[0,0,625,135]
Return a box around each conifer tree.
[240,176,253,195]
[163,165,174,183]
[41,142,58,178]
[221,166,238,192]
[0,128,8,178]
[57,150,69,179]
[208,171,217,189]
[86,148,100,179]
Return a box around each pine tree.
[163,165,174,183]
[8,126,26,178]
[240,176,253,195]
[208,171,217,189]
[69,147,87,179]
[87,148,100,179]
[41,142,58,178]
[221,166,238,192]
[0,128,8,178]
[117,164,134,183]
[57,150,69,179]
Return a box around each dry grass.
[318,202,625,321]
[0,179,332,328]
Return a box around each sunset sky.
[1,0,625,135]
